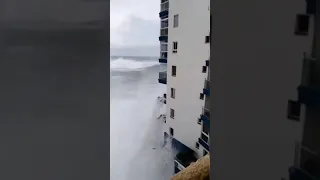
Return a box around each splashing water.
[110,58,159,72]
[110,56,169,180]
[124,99,175,180]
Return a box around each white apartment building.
[158,0,210,174]
[210,0,319,180]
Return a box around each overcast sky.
[110,0,160,47]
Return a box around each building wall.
[210,1,314,180]
[302,1,320,155]
[166,0,210,154]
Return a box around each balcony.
[161,19,169,29]
[205,60,209,66]
[159,36,168,42]
[158,71,167,84]
[289,142,320,180]
[158,94,166,104]
[203,80,210,96]
[159,1,169,19]
[198,137,210,152]
[158,114,166,123]
[297,56,320,106]
[159,43,168,63]
[174,151,197,174]
[159,53,167,63]
[200,108,210,127]
[159,28,168,42]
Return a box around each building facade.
[210,0,319,180]
[158,0,211,174]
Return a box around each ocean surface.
[110,56,174,180]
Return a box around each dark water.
[0,29,109,180]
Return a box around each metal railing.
[160,43,168,52]
[159,71,167,79]
[199,137,209,151]
[160,1,169,11]
[160,52,167,59]
[201,133,209,143]
[160,28,168,36]
[161,19,169,29]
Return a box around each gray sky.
[110,0,160,47]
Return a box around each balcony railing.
[297,55,320,106]
[174,160,185,172]
[159,35,168,42]
[159,1,169,19]
[161,19,169,29]
[289,142,320,180]
[160,1,169,11]
[200,108,210,127]
[160,43,168,52]
[174,151,197,172]
[159,52,168,63]
[203,79,210,96]
[160,52,167,58]
[160,28,168,36]
[198,137,209,152]
[158,71,167,84]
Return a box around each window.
[196,142,200,149]
[295,14,310,36]
[170,127,174,136]
[203,150,208,156]
[205,36,210,43]
[172,66,176,76]
[202,66,207,73]
[170,108,175,119]
[171,88,175,99]
[200,93,204,100]
[287,100,301,121]
[173,14,179,28]
[173,42,178,53]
